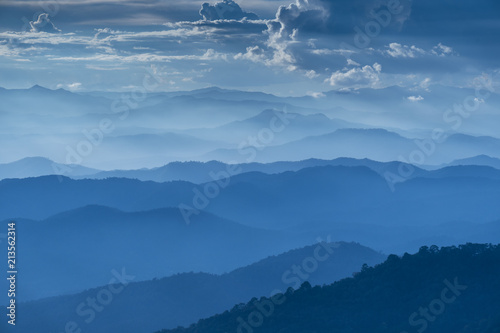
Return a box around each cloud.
[30,13,61,33]
[327,62,382,89]
[200,0,258,20]
[407,95,424,102]
[269,0,413,36]
[234,45,266,62]
[85,64,128,71]
[305,70,319,78]
[243,0,413,73]
[307,91,325,98]
[56,82,82,91]
[49,49,228,63]
[419,77,432,91]
[386,43,425,58]
[262,0,328,68]
[247,0,323,70]
[384,43,455,58]
[0,42,19,57]
[271,0,328,36]
[347,59,360,66]
[431,43,454,56]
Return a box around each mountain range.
[5,154,500,183]
[2,165,500,229]
[2,85,500,169]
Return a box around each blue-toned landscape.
[0,0,499,332]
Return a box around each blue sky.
[0,0,499,96]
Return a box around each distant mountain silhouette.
[203,128,414,163]
[203,128,500,164]
[0,205,306,300]
[0,156,428,183]
[0,157,99,180]
[448,154,500,169]
[422,165,500,180]
[181,109,366,145]
[0,85,111,116]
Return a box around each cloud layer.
[0,0,498,94]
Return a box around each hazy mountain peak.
[29,84,51,91]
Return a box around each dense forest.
[160,244,500,333]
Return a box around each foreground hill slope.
[162,243,500,333]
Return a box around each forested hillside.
[161,244,500,333]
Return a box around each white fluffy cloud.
[327,63,382,89]
[407,95,424,102]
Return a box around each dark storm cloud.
[199,0,259,20]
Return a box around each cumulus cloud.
[200,0,259,21]
[407,95,424,102]
[247,0,413,73]
[270,0,328,37]
[327,62,382,89]
[30,13,61,33]
[252,0,324,70]
[270,0,413,36]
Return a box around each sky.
[0,0,499,96]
